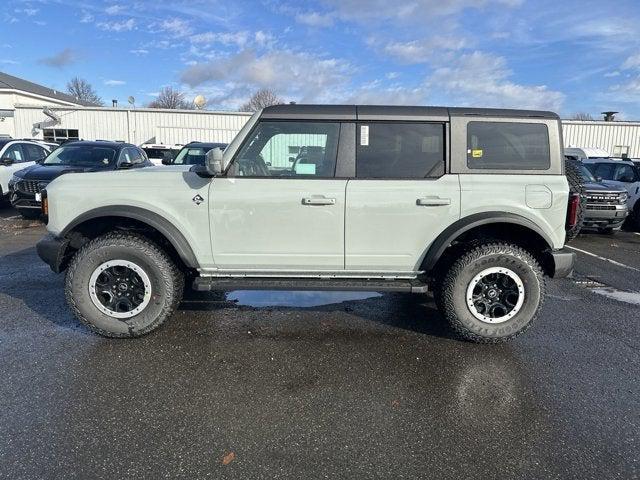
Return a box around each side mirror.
[161,158,172,165]
[35,156,46,164]
[2,157,14,166]
[596,176,603,182]
[620,175,634,183]
[205,147,223,176]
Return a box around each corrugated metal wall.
[562,121,640,157]
[14,106,640,158]
[14,105,252,145]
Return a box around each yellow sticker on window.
[471,149,483,158]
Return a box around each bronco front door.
[210,120,347,272]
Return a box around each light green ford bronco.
[37,105,577,342]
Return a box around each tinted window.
[591,163,638,182]
[356,123,444,179]
[23,144,48,162]
[232,121,340,177]
[43,145,117,167]
[121,147,145,165]
[467,122,550,170]
[143,148,174,161]
[3,144,24,162]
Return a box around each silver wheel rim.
[466,267,525,324]
[89,260,152,319]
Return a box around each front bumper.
[583,203,628,228]
[36,233,70,273]
[550,249,576,278]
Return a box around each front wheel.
[65,232,184,337]
[439,243,545,343]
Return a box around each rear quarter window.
[467,122,550,170]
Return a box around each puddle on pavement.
[226,290,382,308]
[574,279,640,306]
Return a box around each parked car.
[9,141,152,218]
[583,158,640,229]
[140,143,182,166]
[574,161,629,233]
[0,139,51,203]
[169,142,228,166]
[564,147,611,161]
[36,105,576,343]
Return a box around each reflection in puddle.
[575,279,640,306]
[226,290,382,308]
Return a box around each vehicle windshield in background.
[143,148,174,161]
[578,164,597,183]
[43,145,117,168]
[172,147,211,165]
[586,162,637,182]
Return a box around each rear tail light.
[566,193,580,228]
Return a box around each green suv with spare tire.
[36,105,577,343]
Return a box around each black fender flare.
[61,205,199,268]
[419,211,554,272]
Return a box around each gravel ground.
[0,206,638,479]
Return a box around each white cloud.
[180,49,351,103]
[190,31,249,47]
[295,11,334,27]
[427,51,564,111]
[159,18,192,37]
[622,54,640,70]
[604,71,620,78]
[323,0,522,22]
[17,8,39,16]
[130,48,149,55]
[105,4,125,15]
[1,59,19,65]
[381,37,467,64]
[104,79,126,86]
[97,18,135,32]
[609,76,640,103]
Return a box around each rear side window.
[467,122,550,170]
[356,123,445,179]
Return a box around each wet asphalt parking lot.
[0,205,638,479]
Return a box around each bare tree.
[147,87,193,109]
[66,77,104,105]
[239,89,283,112]
[571,112,594,121]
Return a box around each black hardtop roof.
[261,104,559,121]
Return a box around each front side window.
[467,122,550,170]
[3,144,24,162]
[23,144,48,162]
[43,145,117,168]
[356,122,445,179]
[231,121,340,177]
[173,146,210,165]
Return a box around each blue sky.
[2,0,640,117]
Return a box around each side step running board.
[193,277,429,294]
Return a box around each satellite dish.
[193,95,206,109]
[128,96,135,106]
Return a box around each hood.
[583,181,625,193]
[15,163,107,182]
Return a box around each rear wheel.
[65,232,184,337]
[439,242,545,343]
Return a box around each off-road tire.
[439,242,545,343]
[565,158,585,242]
[65,232,184,338]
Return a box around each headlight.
[619,192,629,204]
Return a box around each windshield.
[143,148,174,161]
[43,145,117,167]
[578,164,597,182]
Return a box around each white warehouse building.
[2,71,640,157]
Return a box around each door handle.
[416,196,451,206]
[302,196,336,206]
